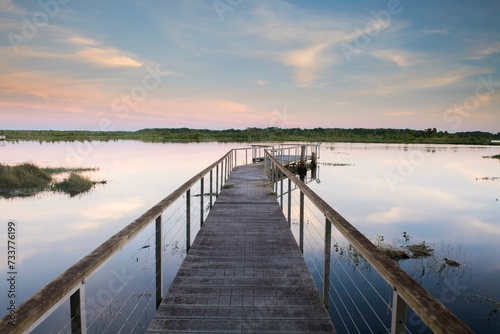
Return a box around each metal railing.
[0,148,257,334]
[264,151,473,334]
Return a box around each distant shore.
[1,128,499,145]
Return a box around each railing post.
[186,189,191,253]
[200,177,204,227]
[215,165,219,196]
[209,170,213,209]
[155,215,163,309]
[323,218,332,309]
[246,149,248,165]
[274,166,280,194]
[280,170,283,208]
[225,157,228,181]
[70,286,86,334]
[391,290,407,334]
[221,160,225,187]
[299,190,304,253]
[287,178,292,226]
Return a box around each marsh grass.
[52,173,97,197]
[0,163,52,197]
[483,154,500,159]
[0,162,103,198]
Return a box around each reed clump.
[0,162,103,198]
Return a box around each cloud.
[372,49,422,67]
[422,28,450,35]
[256,80,268,86]
[383,111,415,116]
[354,66,489,96]
[82,197,144,220]
[74,47,144,68]
[0,70,114,110]
[67,35,99,46]
[0,0,25,15]
[367,206,411,224]
[468,219,500,235]
[478,43,500,56]
[280,43,334,83]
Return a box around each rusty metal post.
[155,215,163,309]
[299,190,304,253]
[186,189,191,253]
[288,178,292,226]
[200,177,204,227]
[323,218,332,309]
[70,286,86,334]
[209,170,213,209]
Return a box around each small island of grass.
[483,154,500,159]
[0,163,105,198]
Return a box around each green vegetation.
[0,163,52,197]
[52,172,106,197]
[0,163,103,198]
[483,154,500,159]
[1,127,499,145]
[374,233,436,261]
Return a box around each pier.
[0,145,473,334]
[147,164,334,333]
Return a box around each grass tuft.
[52,172,96,197]
[0,163,51,196]
[0,163,103,198]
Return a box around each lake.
[1,141,499,333]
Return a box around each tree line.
[1,128,499,145]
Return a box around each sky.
[0,0,499,132]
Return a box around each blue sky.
[0,0,499,131]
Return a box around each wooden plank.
[147,164,335,333]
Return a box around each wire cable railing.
[265,150,473,334]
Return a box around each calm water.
[1,141,499,333]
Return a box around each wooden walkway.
[147,164,335,333]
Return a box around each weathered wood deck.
[146,163,335,333]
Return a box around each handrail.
[0,149,236,334]
[264,151,473,334]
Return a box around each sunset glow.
[1,0,499,131]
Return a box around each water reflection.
[291,142,500,333]
[1,141,499,332]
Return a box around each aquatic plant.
[0,163,104,198]
[52,172,105,197]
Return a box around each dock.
[1,146,472,334]
[146,163,335,333]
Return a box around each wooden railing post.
[200,177,204,227]
[323,218,332,309]
[186,189,191,253]
[70,286,86,334]
[391,290,407,334]
[155,215,163,309]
